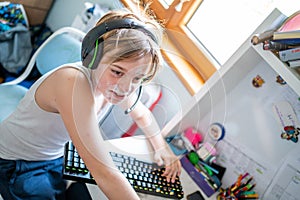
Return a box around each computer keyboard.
[63,141,184,199]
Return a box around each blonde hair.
[95,8,164,83]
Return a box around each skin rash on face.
[92,54,153,104]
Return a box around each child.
[0,7,181,200]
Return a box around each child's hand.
[153,147,181,183]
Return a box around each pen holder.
[217,187,259,200]
[180,155,221,197]
[216,173,259,200]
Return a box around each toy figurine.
[281,126,299,143]
[252,75,265,88]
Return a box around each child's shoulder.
[54,64,89,81]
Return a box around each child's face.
[94,54,152,104]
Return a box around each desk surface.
[87,136,218,200]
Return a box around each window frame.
[120,0,218,94]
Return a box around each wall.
[46,0,123,31]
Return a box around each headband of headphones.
[81,18,158,69]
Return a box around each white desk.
[87,136,218,200]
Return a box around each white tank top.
[0,62,102,160]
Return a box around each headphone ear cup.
[82,49,93,68]
[82,42,104,69]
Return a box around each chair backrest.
[2,27,85,86]
[36,29,83,75]
[0,27,85,122]
[0,84,28,121]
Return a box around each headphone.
[81,18,158,69]
[81,18,157,114]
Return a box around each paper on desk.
[263,147,300,200]
[216,139,276,196]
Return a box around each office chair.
[0,27,85,122]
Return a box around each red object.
[184,127,203,147]
[121,92,163,138]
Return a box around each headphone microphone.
[99,85,143,127]
[124,85,143,114]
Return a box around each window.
[121,0,300,94]
[187,0,300,66]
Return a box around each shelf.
[244,8,300,96]
[254,44,300,96]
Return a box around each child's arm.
[121,94,181,182]
[40,67,140,200]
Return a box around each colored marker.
[242,172,249,179]
[236,174,243,187]
[235,184,254,196]
[244,176,253,185]
[198,160,219,174]
[241,191,256,195]
[238,193,259,199]
[248,183,256,191]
